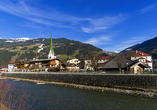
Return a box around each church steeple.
[50,34,54,55]
[48,34,56,59]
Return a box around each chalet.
[131,51,152,69]
[99,56,150,74]
[29,58,66,72]
[66,63,80,72]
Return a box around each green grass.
[20,50,26,54]
[73,50,79,56]
[9,50,18,53]
[33,51,37,53]
[58,54,74,60]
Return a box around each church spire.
[48,34,56,59]
[50,34,54,55]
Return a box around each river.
[4,79,157,110]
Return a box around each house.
[84,60,94,72]
[95,56,110,64]
[129,61,150,73]
[98,56,150,74]
[131,51,152,70]
[0,66,8,72]
[65,63,80,72]
[8,60,15,72]
[67,58,80,64]
[29,58,66,72]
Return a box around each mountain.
[122,36,157,59]
[0,37,107,66]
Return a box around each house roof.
[0,66,7,68]
[130,62,150,68]
[29,58,65,63]
[131,51,151,57]
[96,56,110,60]
[8,60,15,64]
[98,56,134,69]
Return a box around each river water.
[5,79,157,110]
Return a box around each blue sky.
[0,0,157,52]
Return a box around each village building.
[14,60,30,72]
[0,66,8,72]
[8,60,15,72]
[131,51,152,70]
[67,58,80,64]
[29,58,66,72]
[98,56,150,74]
[84,60,94,72]
[65,63,80,72]
[66,58,80,72]
[95,56,110,64]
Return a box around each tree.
[79,59,85,69]
[91,56,99,71]
[117,61,122,74]
[17,60,21,69]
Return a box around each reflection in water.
[7,79,157,110]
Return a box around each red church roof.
[96,56,110,59]
[131,51,151,57]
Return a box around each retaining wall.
[2,72,157,90]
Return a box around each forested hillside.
[122,36,157,59]
[0,38,103,66]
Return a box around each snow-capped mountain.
[4,37,31,43]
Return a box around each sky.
[0,0,157,52]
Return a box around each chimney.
[136,50,138,53]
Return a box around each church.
[26,35,66,72]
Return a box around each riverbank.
[3,76,157,99]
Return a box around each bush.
[0,79,33,110]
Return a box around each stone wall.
[2,73,157,90]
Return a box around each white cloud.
[84,35,111,45]
[122,36,149,44]
[0,0,83,27]
[140,4,157,13]
[0,0,126,32]
[81,27,108,33]
[81,14,126,33]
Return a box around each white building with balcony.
[131,51,152,69]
